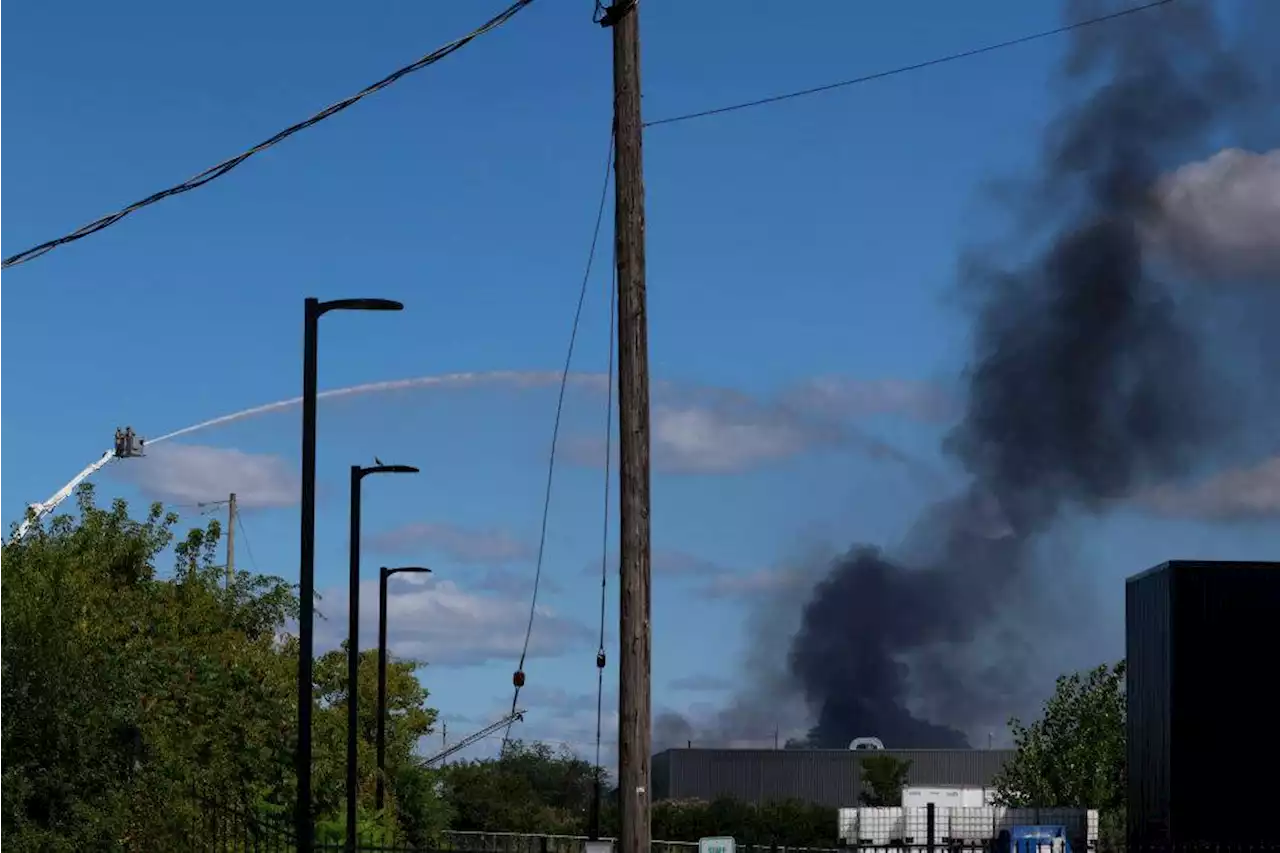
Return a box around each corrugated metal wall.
[652,748,1014,808]
[1127,560,1280,845]
[1171,561,1279,844]
[1125,563,1172,844]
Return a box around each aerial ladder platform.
[8,427,146,545]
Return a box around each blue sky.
[5,1,1278,762]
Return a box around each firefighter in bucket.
[114,427,145,458]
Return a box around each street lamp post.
[298,297,403,852]
[348,463,418,852]
[376,565,432,811]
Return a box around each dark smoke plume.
[788,0,1257,749]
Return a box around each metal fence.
[171,803,1280,853]
[174,796,294,852]
[173,819,841,853]
[443,833,843,853]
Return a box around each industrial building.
[652,747,1014,808]
[1126,560,1279,846]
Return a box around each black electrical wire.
[2,0,536,270]
[643,0,1174,128]
[501,127,616,749]
[237,514,261,574]
[589,246,617,840]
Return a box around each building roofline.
[1126,559,1280,584]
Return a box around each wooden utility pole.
[226,492,237,587]
[603,3,652,853]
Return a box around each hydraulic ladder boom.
[423,710,525,766]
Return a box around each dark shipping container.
[1125,560,1280,846]
[652,748,1014,807]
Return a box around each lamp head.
[315,298,405,316]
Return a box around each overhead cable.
[590,242,618,839]
[237,515,260,574]
[501,127,616,750]
[644,0,1175,128]
[2,0,536,270]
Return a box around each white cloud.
[651,404,822,474]
[114,443,297,508]
[317,574,592,667]
[697,566,804,598]
[471,566,562,596]
[668,674,735,692]
[585,548,768,584]
[656,553,805,600]
[150,369,935,484]
[587,549,803,600]
[368,521,534,564]
[517,685,606,712]
[439,711,487,726]
[566,375,937,475]
[1137,455,1280,521]
[563,407,820,475]
[1147,148,1280,281]
[782,377,953,423]
[517,708,618,762]
[651,549,725,577]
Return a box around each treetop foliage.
[4,486,1134,850]
[991,660,1127,813]
[858,755,912,807]
[3,487,842,850]
[2,486,447,851]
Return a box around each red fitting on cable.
[512,670,526,688]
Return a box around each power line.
[643,0,1175,129]
[1,0,536,270]
[236,514,260,574]
[502,127,615,750]
[590,234,618,840]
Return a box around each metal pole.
[297,298,320,853]
[296,296,404,853]
[347,465,363,853]
[376,568,390,812]
[226,492,236,587]
[376,566,429,811]
[346,469,418,851]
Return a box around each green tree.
[992,661,1126,811]
[442,740,603,835]
[439,738,837,842]
[3,489,175,851]
[859,755,912,806]
[391,760,455,845]
[309,642,446,839]
[2,487,299,850]
[643,798,837,846]
[1,485,448,849]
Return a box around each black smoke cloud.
[787,0,1262,749]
